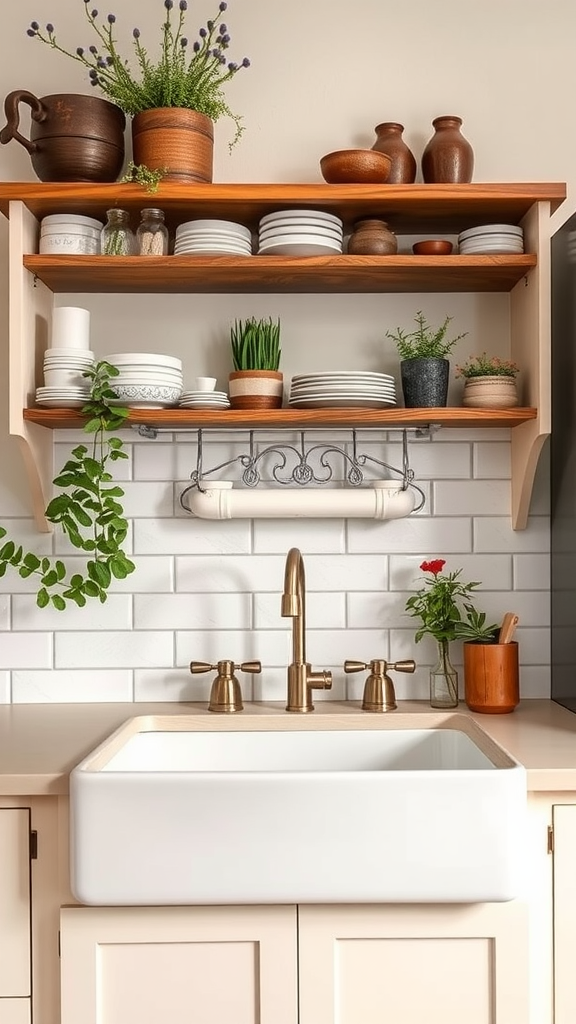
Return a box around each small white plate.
[288,395,396,408]
[258,238,343,256]
[260,209,343,227]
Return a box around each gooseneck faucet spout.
[281,547,332,712]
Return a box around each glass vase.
[430,639,459,709]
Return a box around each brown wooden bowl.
[320,149,392,184]
[412,239,454,255]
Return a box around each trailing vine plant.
[121,161,167,194]
[0,361,136,610]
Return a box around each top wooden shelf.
[0,181,566,234]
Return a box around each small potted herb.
[386,310,467,407]
[456,353,519,409]
[229,317,283,409]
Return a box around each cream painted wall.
[0,0,569,701]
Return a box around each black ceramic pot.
[400,357,450,407]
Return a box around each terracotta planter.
[0,91,125,182]
[131,108,214,183]
[462,376,518,409]
[463,641,519,714]
[228,371,283,410]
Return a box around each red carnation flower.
[420,558,445,576]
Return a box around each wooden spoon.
[498,612,519,644]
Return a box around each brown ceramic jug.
[421,115,474,184]
[347,219,398,255]
[0,91,125,182]
[372,122,416,184]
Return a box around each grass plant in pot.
[229,317,283,409]
[386,310,467,407]
[456,353,519,409]
[26,0,251,183]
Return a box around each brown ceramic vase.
[421,115,474,184]
[0,91,125,182]
[131,107,214,183]
[347,219,398,255]
[372,122,417,184]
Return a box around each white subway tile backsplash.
[133,516,251,555]
[473,442,511,479]
[54,441,133,481]
[348,517,472,553]
[390,554,513,592]
[301,554,388,590]
[176,554,286,593]
[347,591,407,630]
[475,591,549,627]
[474,516,550,553]
[433,480,509,516]
[0,633,53,669]
[133,443,179,481]
[114,481,174,518]
[134,592,252,630]
[55,631,174,669]
[253,519,346,553]
[0,596,9,629]
[0,671,10,703]
[507,627,550,665]
[12,670,133,703]
[254,591,345,630]
[12,594,132,631]
[513,554,550,590]
[135,668,203,702]
[176,629,291,668]
[518,665,551,698]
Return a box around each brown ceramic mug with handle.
[0,90,125,182]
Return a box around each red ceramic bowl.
[412,239,453,255]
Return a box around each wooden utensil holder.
[463,641,519,714]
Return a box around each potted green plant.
[0,362,135,609]
[456,353,519,409]
[26,0,251,182]
[229,317,283,409]
[386,310,467,407]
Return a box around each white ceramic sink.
[70,715,527,906]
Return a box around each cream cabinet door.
[553,803,576,1024]
[298,902,530,1024]
[0,808,31,1007]
[60,904,297,1024]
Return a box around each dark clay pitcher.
[0,91,125,182]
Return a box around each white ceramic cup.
[50,306,91,350]
[193,376,217,392]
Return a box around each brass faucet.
[281,547,332,712]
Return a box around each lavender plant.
[27,0,250,145]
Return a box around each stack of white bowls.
[174,219,252,256]
[36,348,95,408]
[257,209,343,255]
[106,352,183,408]
[39,214,103,255]
[458,224,524,254]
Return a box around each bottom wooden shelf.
[23,406,538,431]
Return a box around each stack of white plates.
[106,352,183,408]
[174,219,252,256]
[179,390,231,409]
[258,209,344,256]
[43,348,95,390]
[289,371,396,408]
[35,386,90,408]
[458,224,524,254]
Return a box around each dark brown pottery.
[372,122,416,184]
[320,148,391,184]
[0,91,125,182]
[347,219,398,255]
[421,115,474,184]
[132,107,214,183]
[463,641,519,714]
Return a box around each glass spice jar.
[101,209,137,256]
[137,207,169,256]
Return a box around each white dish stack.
[289,371,397,408]
[257,209,344,256]
[39,214,103,255]
[174,219,252,256]
[36,306,94,408]
[179,389,231,409]
[106,352,184,408]
[458,223,524,254]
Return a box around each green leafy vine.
[0,361,136,610]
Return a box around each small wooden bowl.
[320,149,392,184]
[412,239,454,256]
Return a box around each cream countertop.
[1,698,576,796]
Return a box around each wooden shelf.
[22,253,537,295]
[23,406,538,431]
[0,181,566,233]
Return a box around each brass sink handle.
[344,658,416,713]
[189,659,262,713]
